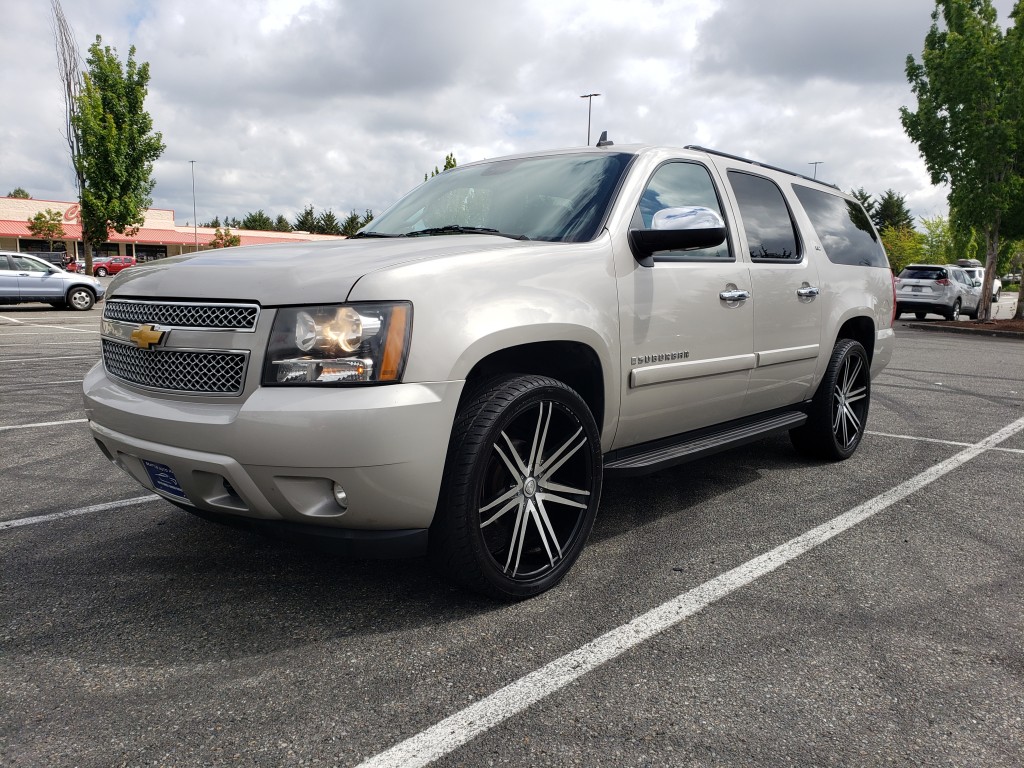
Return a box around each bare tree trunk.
[977,222,1001,321]
[51,0,92,276]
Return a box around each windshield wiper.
[350,231,401,238]
[402,225,529,240]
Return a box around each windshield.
[363,152,634,242]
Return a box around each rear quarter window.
[792,185,889,268]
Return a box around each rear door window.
[727,171,800,262]
[792,184,889,268]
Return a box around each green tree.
[919,215,957,263]
[27,208,66,250]
[900,0,1024,319]
[72,36,165,275]
[201,216,222,228]
[881,225,926,274]
[273,214,293,232]
[241,210,274,230]
[209,227,240,248]
[294,205,318,232]
[341,210,362,236]
[872,189,915,232]
[359,209,374,228]
[849,187,876,221]
[7,187,31,199]
[317,209,342,235]
[424,152,457,181]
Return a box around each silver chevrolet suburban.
[83,142,895,599]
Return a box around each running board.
[604,410,808,476]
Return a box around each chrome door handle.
[719,289,750,301]
[796,286,820,298]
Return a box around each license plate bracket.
[142,459,189,500]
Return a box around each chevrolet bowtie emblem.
[130,324,165,350]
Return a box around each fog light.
[332,483,349,511]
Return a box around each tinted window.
[728,171,800,261]
[635,161,731,262]
[0,256,10,270]
[792,185,889,268]
[899,266,947,280]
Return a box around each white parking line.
[0,341,100,347]
[0,314,24,324]
[0,495,160,531]
[357,414,1024,768]
[0,325,100,334]
[867,430,1024,454]
[0,418,87,432]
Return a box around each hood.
[107,236,525,305]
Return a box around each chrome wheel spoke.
[536,491,587,510]
[481,496,522,528]
[539,479,590,496]
[531,501,559,566]
[537,430,584,481]
[499,430,529,476]
[504,502,529,574]
[535,498,563,561]
[480,484,520,515]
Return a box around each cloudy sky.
[1,0,1018,228]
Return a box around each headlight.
[263,302,412,385]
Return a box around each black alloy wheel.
[431,375,602,599]
[790,338,871,461]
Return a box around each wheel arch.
[458,340,606,438]
[833,314,875,363]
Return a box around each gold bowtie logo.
[130,324,165,350]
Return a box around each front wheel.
[95,267,108,277]
[66,287,95,311]
[790,339,871,461]
[430,375,602,600]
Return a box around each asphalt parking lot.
[1,304,1022,767]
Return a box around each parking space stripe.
[2,355,98,363]
[0,418,87,432]
[0,495,160,531]
[357,414,1024,768]
[867,430,1024,454]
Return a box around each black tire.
[790,339,870,461]
[992,290,1000,302]
[430,375,602,600]
[915,312,927,320]
[66,286,95,311]
[95,267,108,276]
[946,299,961,321]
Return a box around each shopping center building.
[0,196,340,262]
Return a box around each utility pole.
[190,160,198,251]
[580,93,601,146]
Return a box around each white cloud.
[0,0,1016,226]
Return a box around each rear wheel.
[66,287,95,311]
[430,375,602,599]
[791,339,870,461]
[95,267,108,277]
[915,312,927,320]
[946,299,961,321]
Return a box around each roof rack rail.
[684,145,840,190]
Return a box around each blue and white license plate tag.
[142,459,188,500]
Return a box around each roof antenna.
[595,131,613,147]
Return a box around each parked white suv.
[957,258,1002,302]
[84,142,895,598]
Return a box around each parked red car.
[84,256,137,276]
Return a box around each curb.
[902,322,1024,340]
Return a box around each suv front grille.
[104,300,259,330]
[102,340,247,395]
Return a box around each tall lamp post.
[808,161,823,180]
[190,160,198,251]
[580,93,601,146]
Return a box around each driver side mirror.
[973,279,982,288]
[629,206,727,266]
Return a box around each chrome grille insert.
[102,340,247,395]
[103,299,259,330]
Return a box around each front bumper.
[84,363,464,542]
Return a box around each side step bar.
[604,410,807,476]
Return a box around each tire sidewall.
[821,339,870,459]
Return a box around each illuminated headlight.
[263,302,412,385]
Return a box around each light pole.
[580,93,601,146]
[190,160,198,251]
[808,161,823,180]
